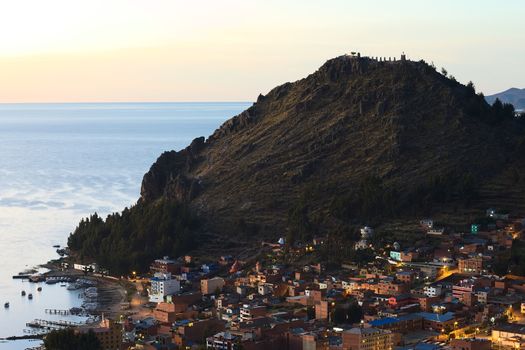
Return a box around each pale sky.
[0,0,523,102]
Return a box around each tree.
[347,302,364,324]
[466,81,476,94]
[331,306,347,324]
[306,306,316,320]
[441,67,448,77]
[44,329,102,350]
[67,199,200,275]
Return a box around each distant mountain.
[486,88,525,110]
[69,55,525,273]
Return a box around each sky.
[0,0,523,102]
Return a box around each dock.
[12,275,31,279]
[44,308,70,316]
[26,319,83,330]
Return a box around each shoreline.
[40,261,131,319]
[2,260,134,343]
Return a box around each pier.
[26,319,83,330]
[44,308,70,316]
[12,275,31,279]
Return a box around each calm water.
[0,102,249,349]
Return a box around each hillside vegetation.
[68,55,524,273]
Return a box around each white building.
[355,226,374,250]
[149,272,180,303]
[73,263,99,273]
[257,283,272,296]
[423,285,443,298]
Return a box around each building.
[174,319,225,348]
[458,256,484,275]
[423,285,443,298]
[149,272,180,303]
[73,263,98,273]
[206,331,240,349]
[368,314,423,333]
[77,318,122,350]
[486,208,509,220]
[417,312,456,332]
[492,323,525,349]
[388,294,417,308]
[427,227,445,235]
[342,327,392,350]
[450,338,491,350]
[377,280,410,295]
[355,227,373,250]
[315,300,330,321]
[154,302,179,323]
[257,283,272,295]
[400,250,419,262]
[201,277,225,295]
[239,304,267,323]
[452,279,475,302]
[396,271,416,284]
[150,256,180,274]
[390,251,402,261]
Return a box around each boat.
[4,302,9,308]
[21,290,26,296]
[28,294,33,300]
[52,244,60,248]
[67,283,80,290]
[37,287,42,292]
[60,283,67,287]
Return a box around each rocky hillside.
[486,87,525,110]
[139,55,524,239]
[69,54,525,273]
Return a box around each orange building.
[201,277,225,295]
[458,256,483,275]
[173,319,225,348]
[342,327,392,350]
[77,318,122,350]
[377,281,410,295]
[315,300,331,321]
[450,338,491,350]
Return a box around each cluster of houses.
[74,208,525,350]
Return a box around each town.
[34,207,525,350]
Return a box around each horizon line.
[0,100,253,105]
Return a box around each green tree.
[347,301,364,324]
[68,199,200,275]
[44,329,102,350]
[331,306,347,324]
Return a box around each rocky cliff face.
[139,55,523,237]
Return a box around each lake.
[0,102,249,349]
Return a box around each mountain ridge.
[486,87,525,110]
[140,55,520,235]
[69,54,525,273]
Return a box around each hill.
[68,55,525,274]
[486,87,525,110]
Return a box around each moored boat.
[4,302,9,308]
[37,286,42,292]
[21,290,26,296]
[28,293,33,300]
